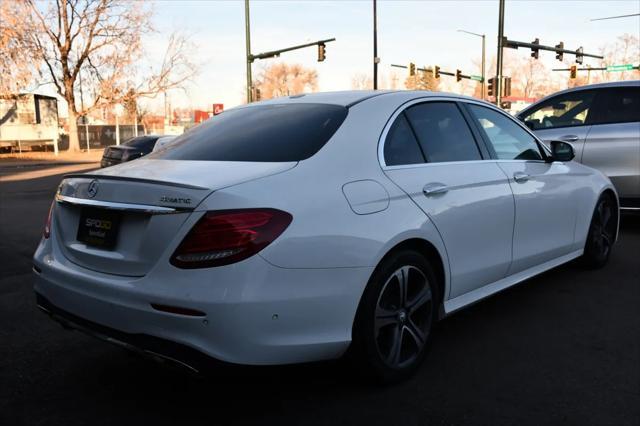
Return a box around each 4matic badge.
[159,196,192,205]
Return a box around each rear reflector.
[150,303,206,317]
[170,208,292,268]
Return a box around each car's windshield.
[149,103,348,162]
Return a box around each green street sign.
[606,64,634,72]
[470,75,484,82]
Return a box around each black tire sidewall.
[351,250,439,383]
[583,194,615,269]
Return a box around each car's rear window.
[150,103,348,162]
[123,136,159,151]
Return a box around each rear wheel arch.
[359,238,447,323]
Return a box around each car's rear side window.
[404,102,482,163]
[383,113,425,166]
[150,103,348,162]
[592,87,640,125]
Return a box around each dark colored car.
[100,135,162,168]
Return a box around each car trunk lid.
[53,159,296,276]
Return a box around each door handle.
[560,134,579,142]
[423,183,448,196]
[513,172,530,183]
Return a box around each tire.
[582,193,617,269]
[350,250,439,384]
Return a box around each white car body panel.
[33,90,618,367]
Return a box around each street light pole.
[373,0,378,90]
[457,29,486,99]
[496,0,505,107]
[481,34,486,100]
[245,0,253,103]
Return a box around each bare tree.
[597,33,640,82]
[254,63,318,100]
[23,0,197,151]
[351,73,373,90]
[516,57,549,98]
[0,0,39,96]
[404,68,439,91]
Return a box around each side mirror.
[549,140,575,162]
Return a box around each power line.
[590,13,640,21]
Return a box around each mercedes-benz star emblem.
[87,179,99,198]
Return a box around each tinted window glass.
[149,104,347,162]
[404,102,481,163]
[383,113,425,166]
[593,87,640,124]
[469,104,543,161]
[520,90,595,130]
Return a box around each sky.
[42,0,640,115]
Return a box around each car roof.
[245,90,492,108]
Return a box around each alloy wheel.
[591,198,615,259]
[374,265,433,369]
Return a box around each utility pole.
[496,0,505,106]
[245,0,253,103]
[458,29,486,99]
[373,0,378,90]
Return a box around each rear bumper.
[33,240,372,366]
[36,292,220,373]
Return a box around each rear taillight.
[170,209,292,268]
[43,201,54,239]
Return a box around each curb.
[0,161,100,170]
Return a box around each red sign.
[213,104,224,115]
[194,110,209,124]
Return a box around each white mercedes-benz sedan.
[34,91,619,382]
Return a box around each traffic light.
[488,77,495,97]
[503,76,511,97]
[555,41,564,61]
[455,69,462,82]
[433,65,440,79]
[317,43,326,62]
[531,38,540,59]
[570,65,577,79]
[408,62,416,76]
[576,47,584,65]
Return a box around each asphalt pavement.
[1,165,639,426]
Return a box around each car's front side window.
[404,102,482,163]
[468,104,544,161]
[520,90,595,130]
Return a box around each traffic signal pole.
[245,0,253,103]
[373,0,378,90]
[244,0,335,103]
[496,0,505,107]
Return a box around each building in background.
[0,94,59,153]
